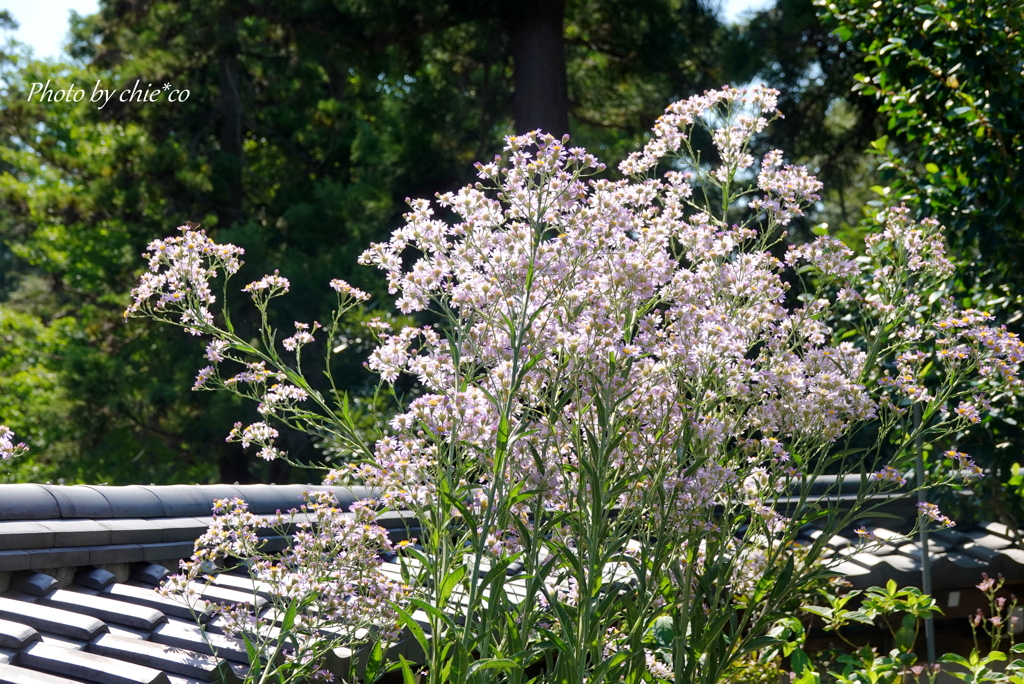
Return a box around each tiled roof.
[0,561,260,683]
[815,520,1024,591]
[0,484,395,573]
[0,480,1018,681]
[0,483,419,683]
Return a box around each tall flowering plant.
[159,492,407,682]
[127,86,1023,684]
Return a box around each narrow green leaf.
[393,604,430,663]
[399,655,417,684]
[468,658,521,676]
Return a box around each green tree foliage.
[819,0,1024,273]
[812,0,1024,526]
[0,0,726,485]
[725,0,884,241]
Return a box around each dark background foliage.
[1,0,1022,525]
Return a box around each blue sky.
[2,0,772,61]
[1,0,100,59]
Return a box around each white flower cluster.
[125,226,244,334]
[0,425,27,461]
[160,493,406,676]
[349,88,875,540]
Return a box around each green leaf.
[793,669,820,684]
[925,163,940,173]
[739,635,783,658]
[792,648,813,674]
[438,564,466,607]
[364,639,384,682]
[467,658,521,676]
[399,655,418,684]
[496,413,509,454]
[940,653,972,668]
[844,611,878,626]
[408,597,456,631]
[393,604,430,663]
[650,615,675,648]
[895,614,917,652]
[242,633,261,679]
[280,598,299,635]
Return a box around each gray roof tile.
[959,542,1002,563]
[208,574,273,601]
[980,521,1022,540]
[0,596,108,640]
[29,546,93,571]
[865,544,898,556]
[145,486,243,518]
[870,528,909,545]
[0,481,1017,682]
[933,552,990,588]
[10,572,58,597]
[255,536,288,553]
[852,554,924,588]
[808,530,852,548]
[201,616,252,638]
[37,633,87,650]
[166,677,206,684]
[43,485,114,519]
[966,531,1014,550]
[41,590,166,631]
[998,547,1024,570]
[0,621,38,651]
[89,633,233,682]
[0,553,30,574]
[0,485,442,680]
[845,552,886,567]
[0,662,82,684]
[165,671,207,684]
[91,544,147,566]
[0,522,56,552]
[106,625,148,641]
[903,539,953,558]
[829,560,871,579]
[189,584,267,612]
[0,485,60,521]
[19,640,171,684]
[100,520,167,545]
[932,528,973,546]
[86,486,167,519]
[150,621,249,664]
[38,520,113,547]
[142,542,195,563]
[101,584,208,622]
[145,518,209,544]
[131,564,171,586]
[76,568,118,591]
[0,592,36,605]
[221,484,304,514]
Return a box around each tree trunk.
[504,0,569,137]
[214,16,249,484]
[215,16,244,229]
